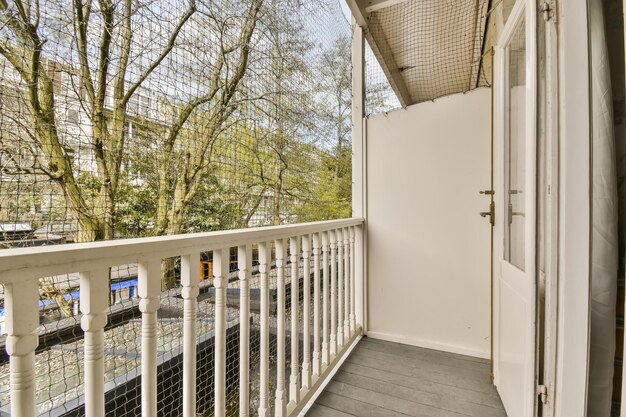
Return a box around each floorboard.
[308,337,507,417]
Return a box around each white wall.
[366,88,492,358]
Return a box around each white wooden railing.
[0,218,364,417]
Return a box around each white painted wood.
[366,89,491,356]
[364,0,410,13]
[343,228,350,339]
[0,219,362,284]
[181,253,200,417]
[351,22,366,220]
[301,234,312,390]
[554,0,592,415]
[321,232,330,367]
[0,219,364,417]
[349,227,356,334]
[258,242,270,417]
[542,14,559,417]
[329,231,338,358]
[275,239,287,417]
[138,259,161,417]
[312,233,322,377]
[80,268,110,417]
[5,279,39,417]
[355,224,365,332]
[493,2,538,415]
[214,248,229,417]
[238,244,252,417]
[289,237,301,405]
[336,230,345,348]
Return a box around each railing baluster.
[330,230,337,358]
[214,248,229,417]
[238,244,251,417]
[181,254,200,417]
[301,234,311,390]
[350,226,357,333]
[5,279,39,417]
[80,268,109,417]
[343,228,351,339]
[275,239,287,417]
[312,233,321,377]
[289,237,301,405]
[321,231,330,367]
[336,229,344,349]
[138,259,161,417]
[258,242,270,417]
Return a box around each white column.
[214,249,229,417]
[80,268,110,417]
[329,230,337,358]
[336,229,344,349]
[321,232,330,367]
[258,242,270,417]
[181,253,200,417]
[138,259,161,417]
[349,227,357,333]
[312,233,321,377]
[238,244,251,417]
[335,229,344,351]
[289,237,300,405]
[301,234,311,390]
[355,225,365,330]
[352,19,366,220]
[343,228,351,339]
[275,239,287,417]
[5,279,39,417]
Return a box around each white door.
[493,1,537,417]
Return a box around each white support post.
[5,279,39,417]
[214,248,229,417]
[258,242,270,417]
[336,229,344,348]
[275,239,287,417]
[343,228,350,338]
[238,244,251,417]
[181,253,200,417]
[312,233,321,377]
[289,236,300,405]
[355,225,364,331]
[329,230,337,358]
[321,231,330,367]
[349,227,357,333]
[301,234,311,390]
[80,268,110,417]
[138,259,161,417]
[352,21,367,336]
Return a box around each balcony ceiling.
[347,0,493,107]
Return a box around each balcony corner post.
[5,278,39,417]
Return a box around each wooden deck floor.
[307,337,507,417]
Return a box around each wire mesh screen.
[0,0,351,415]
[364,0,493,115]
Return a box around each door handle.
[480,190,495,195]
[480,201,495,226]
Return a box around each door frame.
[493,0,538,415]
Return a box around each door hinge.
[537,384,548,404]
[541,1,554,22]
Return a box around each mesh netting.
[0,0,351,415]
[364,0,494,115]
